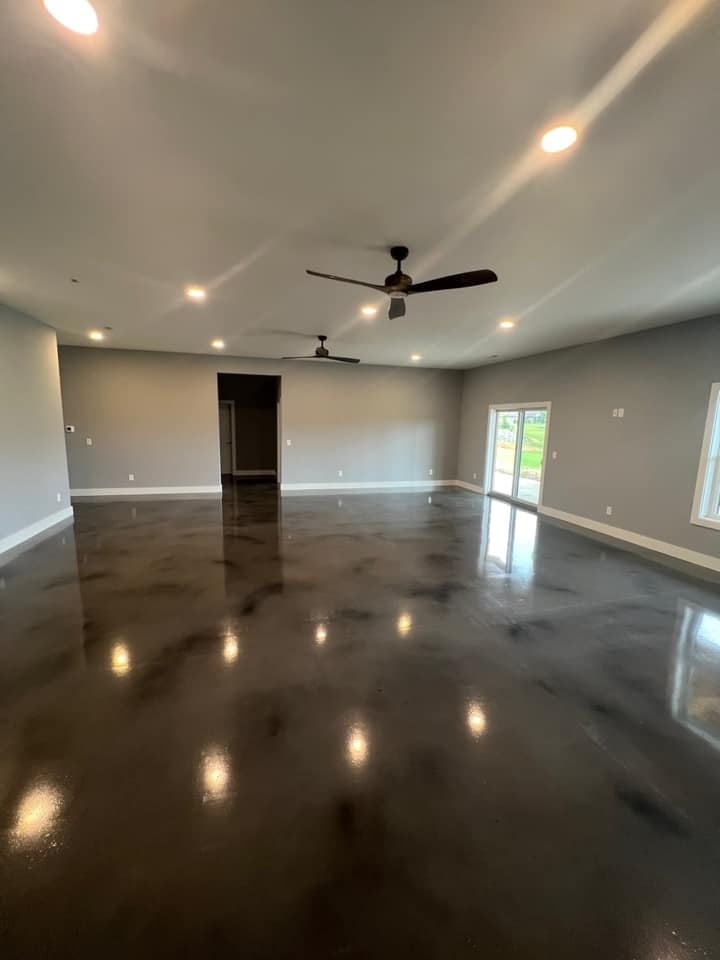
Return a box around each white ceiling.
[2,0,720,368]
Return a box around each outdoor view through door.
[488,406,549,506]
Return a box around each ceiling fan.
[306,245,498,319]
[283,335,360,364]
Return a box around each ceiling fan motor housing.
[385,271,413,292]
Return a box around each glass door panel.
[491,410,519,496]
[516,409,547,505]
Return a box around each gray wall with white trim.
[0,305,71,547]
[58,347,462,490]
[457,315,720,559]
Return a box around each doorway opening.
[485,403,550,507]
[217,374,281,490]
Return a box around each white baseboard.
[539,505,720,573]
[281,480,457,493]
[71,485,222,498]
[233,470,276,477]
[0,506,74,558]
[453,480,485,494]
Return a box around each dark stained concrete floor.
[1,485,720,958]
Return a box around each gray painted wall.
[0,305,71,544]
[458,315,720,559]
[58,348,462,489]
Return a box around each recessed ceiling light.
[88,330,105,341]
[211,339,225,350]
[185,285,207,302]
[499,319,515,330]
[410,354,422,362]
[541,125,578,154]
[361,305,377,318]
[44,0,98,35]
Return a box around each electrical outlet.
[618,408,625,418]
[428,468,433,477]
[552,450,558,460]
[338,469,343,478]
[85,437,93,446]
[606,505,613,516]
[472,472,478,480]
[612,409,618,418]
[56,492,62,503]
[337,498,343,508]
[286,438,292,446]
[128,473,135,481]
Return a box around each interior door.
[219,403,233,475]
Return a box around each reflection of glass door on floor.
[489,406,548,506]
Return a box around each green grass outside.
[495,419,547,476]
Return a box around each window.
[692,383,720,530]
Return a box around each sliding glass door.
[488,406,548,506]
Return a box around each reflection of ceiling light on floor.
[111,642,131,677]
[223,635,239,664]
[11,781,63,847]
[201,747,231,801]
[315,623,328,645]
[185,285,207,302]
[466,701,487,738]
[346,725,369,768]
[396,613,413,637]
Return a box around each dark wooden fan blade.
[388,297,406,319]
[408,269,498,294]
[282,355,316,360]
[330,356,360,364]
[306,270,386,292]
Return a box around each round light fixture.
[410,354,422,362]
[185,285,207,303]
[88,330,105,341]
[541,125,578,154]
[361,305,377,318]
[498,319,515,330]
[44,0,98,35]
[211,339,225,350]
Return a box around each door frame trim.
[485,401,552,508]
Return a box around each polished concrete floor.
[1,486,720,958]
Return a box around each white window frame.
[691,382,720,531]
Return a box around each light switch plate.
[128,473,135,481]
[85,437,93,446]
